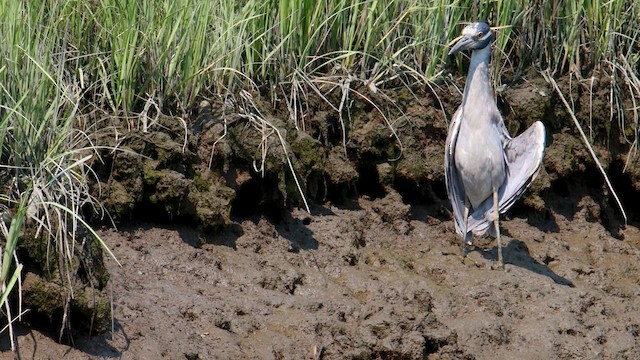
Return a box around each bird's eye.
[476,32,484,39]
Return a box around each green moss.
[266,156,285,173]
[153,170,191,216]
[148,193,159,205]
[20,232,57,278]
[377,162,393,186]
[291,133,325,172]
[193,172,211,192]
[104,180,137,217]
[72,285,111,334]
[23,272,111,335]
[23,272,62,315]
[143,160,162,185]
[189,184,235,232]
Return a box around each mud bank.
[5,72,640,359]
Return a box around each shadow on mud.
[195,211,320,251]
[197,223,244,249]
[274,211,319,251]
[479,239,574,287]
[1,322,127,359]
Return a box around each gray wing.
[497,121,546,210]
[444,108,473,243]
[466,119,546,236]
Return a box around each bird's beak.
[448,35,474,55]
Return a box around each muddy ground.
[3,73,640,359]
[5,186,640,359]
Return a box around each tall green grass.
[0,0,118,348]
[0,0,638,346]
[6,0,631,115]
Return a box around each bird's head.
[448,22,493,55]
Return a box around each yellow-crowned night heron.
[445,21,546,269]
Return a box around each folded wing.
[444,109,473,242]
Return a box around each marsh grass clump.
[0,0,118,347]
[0,0,638,348]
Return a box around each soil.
[3,73,640,359]
[5,189,640,359]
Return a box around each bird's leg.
[461,203,470,258]
[493,187,504,270]
[460,200,480,267]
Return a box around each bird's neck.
[461,46,494,113]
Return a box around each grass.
[0,0,638,347]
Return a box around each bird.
[444,21,546,269]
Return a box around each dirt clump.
[16,228,111,337]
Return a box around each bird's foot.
[460,245,481,267]
[488,258,506,271]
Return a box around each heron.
[444,21,546,269]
